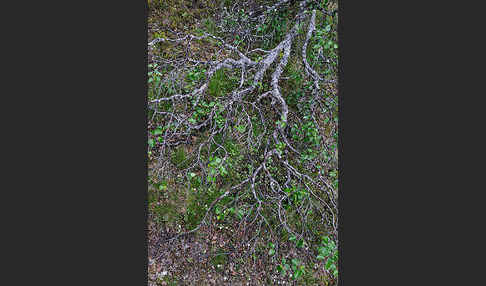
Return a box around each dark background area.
[2,0,483,285]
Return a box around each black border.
[14,1,151,284]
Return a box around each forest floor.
[147,1,338,285]
[147,161,325,285]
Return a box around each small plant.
[148,63,163,85]
[185,67,206,91]
[268,242,276,256]
[291,258,306,280]
[207,156,228,183]
[235,124,246,133]
[291,118,321,150]
[187,172,201,188]
[189,99,215,124]
[275,142,286,156]
[214,106,226,129]
[277,257,305,280]
[277,258,290,276]
[284,185,309,207]
[317,236,339,278]
[148,138,155,149]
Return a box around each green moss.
[148,189,158,205]
[202,17,217,34]
[170,147,190,169]
[152,203,179,225]
[184,187,208,229]
[210,249,228,271]
[208,69,237,98]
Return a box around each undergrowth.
[148,0,339,284]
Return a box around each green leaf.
[325,259,333,270]
[276,120,286,128]
[320,248,330,257]
[220,166,227,176]
[236,125,246,133]
[148,139,155,148]
[237,209,245,219]
[296,239,304,248]
[153,128,163,135]
[269,249,275,256]
[317,255,325,260]
[322,236,330,244]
